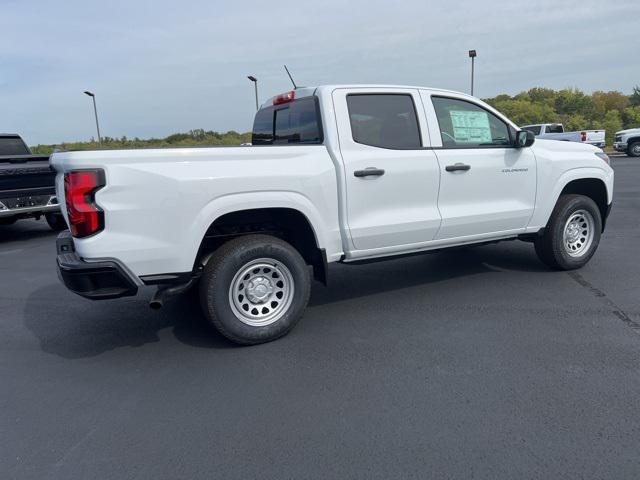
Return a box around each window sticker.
[449,110,492,144]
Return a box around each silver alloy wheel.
[562,209,595,257]
[229,258,295,327]
[632,143,640,156]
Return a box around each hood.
[615,128,640,135]
[533,138,600,154]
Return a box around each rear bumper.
[56,231,139,300]
[0,193,59,218]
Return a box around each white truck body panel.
[51,84,614,280]
[53,146,342,276]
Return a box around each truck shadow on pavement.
[23,287,236,359]
[0,221,58,245]
[310,244,548,306]
[23,243,547,359]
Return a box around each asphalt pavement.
[1,155,639,479]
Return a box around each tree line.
[484,86,640,145]
[31,129,251,154]
[31,86,640,153]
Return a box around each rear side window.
[251,96,323,145]
[0,137,30,156]
[346,94,421,149]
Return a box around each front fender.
[527,166,614,231]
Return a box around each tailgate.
[586,130,605,142]
[0,155,56,197]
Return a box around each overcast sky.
[2,0,638,145]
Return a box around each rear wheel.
[199,234,311,345]
[45,213,67,231]
[534,194,602,270]
[628,141,640,158]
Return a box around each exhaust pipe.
[149,279,196,310]
[149,297,164,310]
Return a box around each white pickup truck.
[521,123,606,148]
[52,85,614,345]
[613,128,640,157]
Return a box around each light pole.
[247,76,259,111]
[83,91,102,145]
[468,50,477,96]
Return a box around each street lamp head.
[468,50,477,58]
[84,90,94,97]
[247,76,257,83]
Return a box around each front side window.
[432,96,511,147]
[346,94,421,149]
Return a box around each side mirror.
[516,130,535,148]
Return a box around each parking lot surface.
[1,156,639,479]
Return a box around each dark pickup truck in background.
[0,134,66,230]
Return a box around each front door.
[426,94,537,240]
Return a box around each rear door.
[422,92,537,240]
[332,88,441,251]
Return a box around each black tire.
[0,217,18,226]
[45,213,67,231]
[628,141,640,158]
[199,234,311,345]
[534,194,602,270]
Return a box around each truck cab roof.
[260,84,476,109]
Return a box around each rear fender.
[188,191,340,267]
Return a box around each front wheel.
[628,141,640,158]
[199,234,311,345]
[534,194,602,270]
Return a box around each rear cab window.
[251,96,323,145]
[0,136,30,156]
[546,124,564,134]
[346,94,422,149]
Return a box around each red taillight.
[64,170,105,238]
[273,90,295,105]
[581,131,587,142]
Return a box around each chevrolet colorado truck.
[521,123,606,148]
[0,134,65,230]
[613,128,640,157]
[51,85,614,345]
